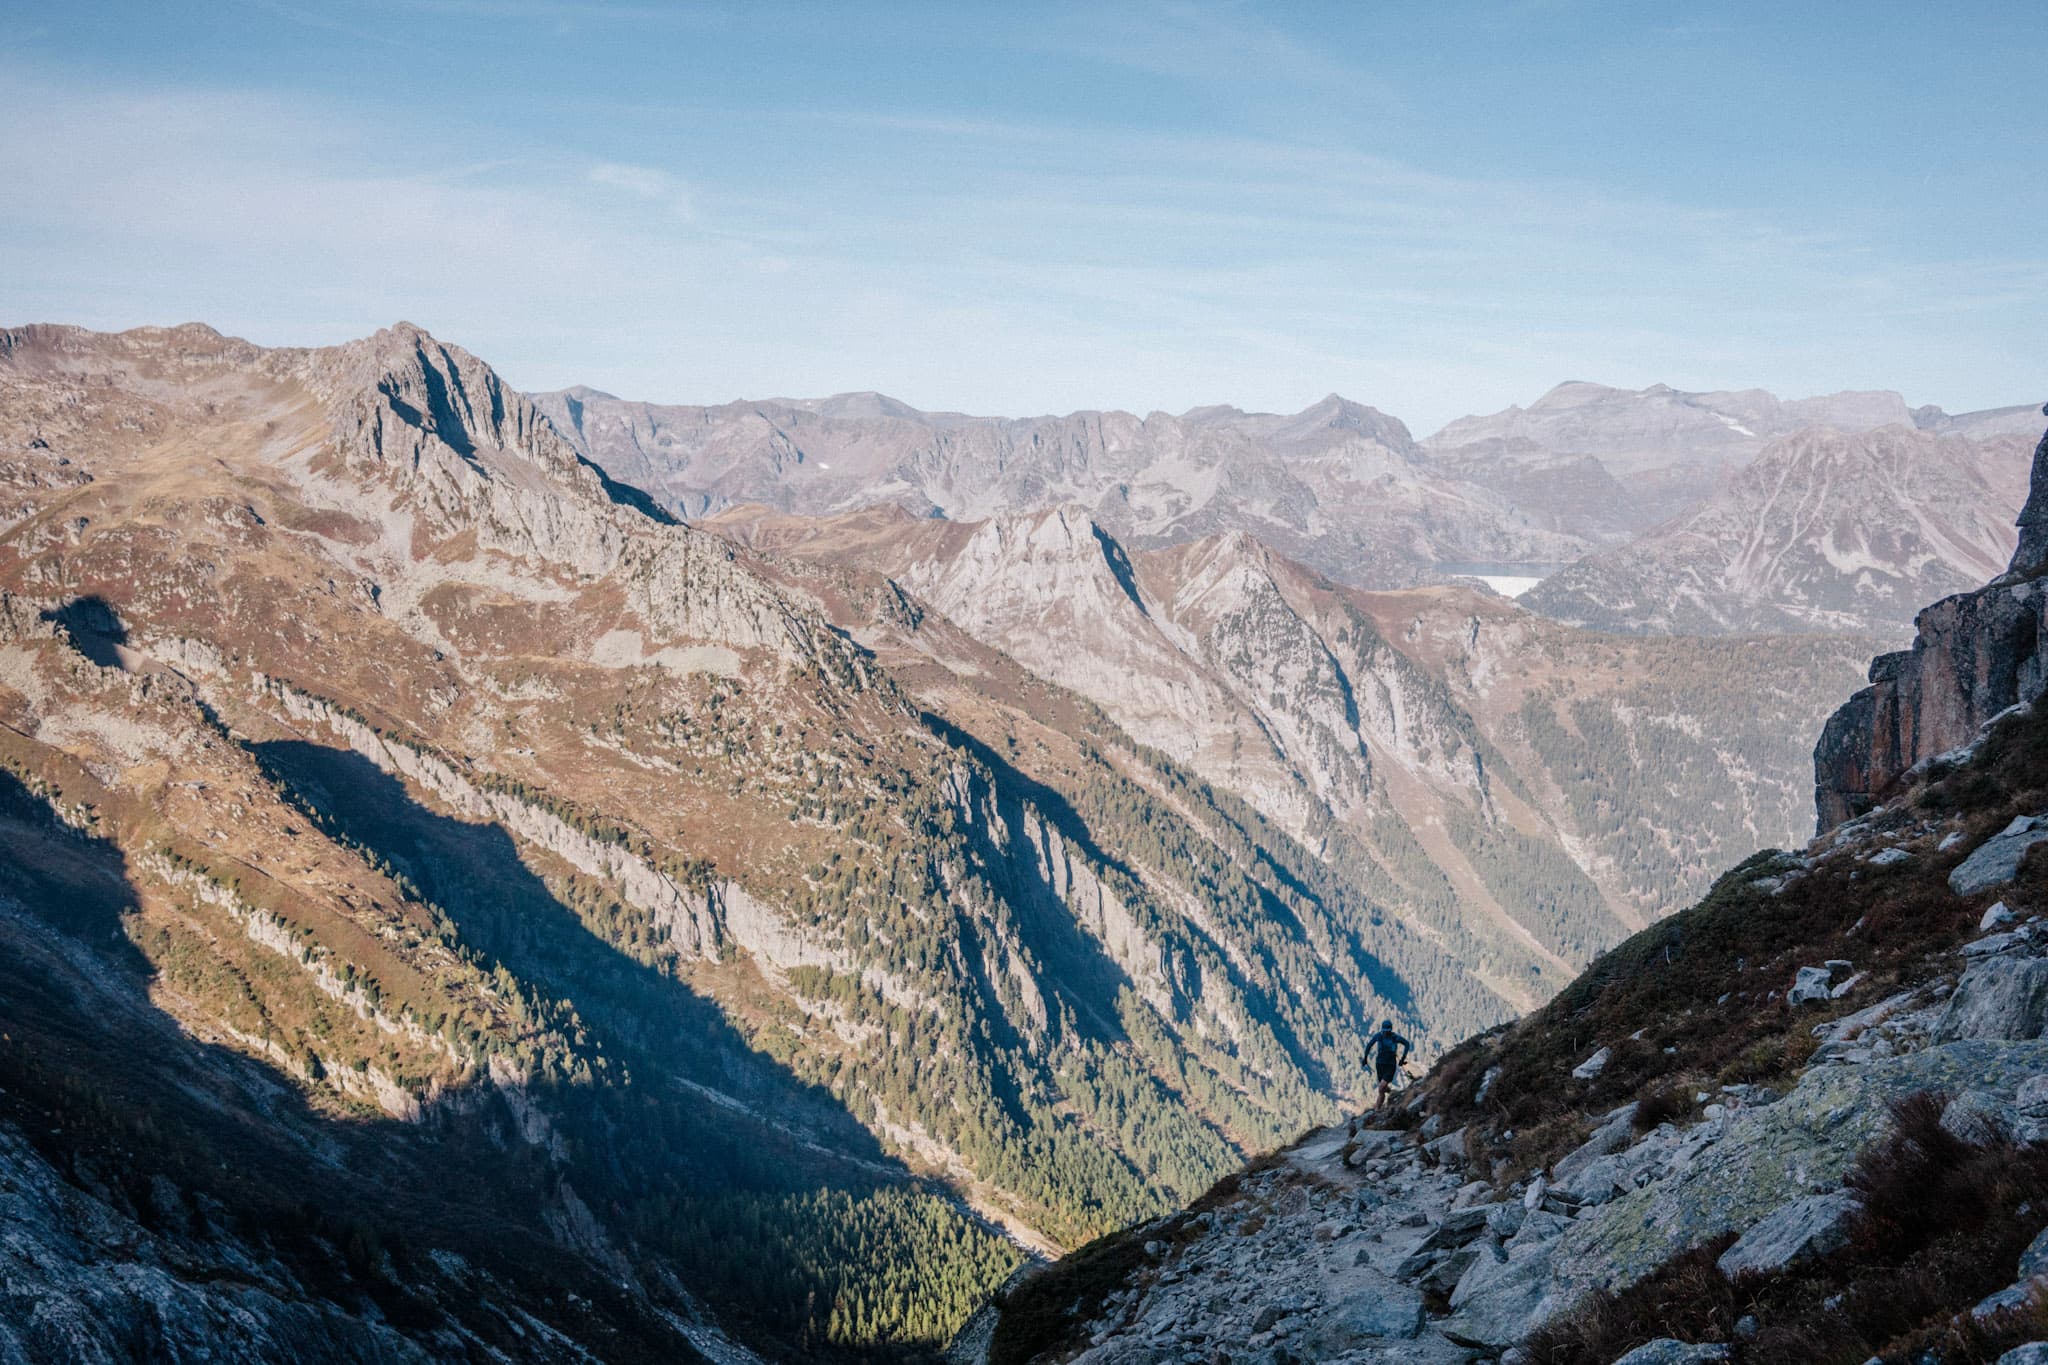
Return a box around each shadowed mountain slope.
[0,321,1581,1359]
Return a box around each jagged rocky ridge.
[533,386,1588,591]
[540,379,2040,611]
[976,413,2048,1365]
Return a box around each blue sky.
[0,1,2040,432]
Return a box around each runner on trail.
[1366,1019,1412,1109]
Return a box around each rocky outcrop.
[2016,414,2048,576]
[1815,409,2048,831]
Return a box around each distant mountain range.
[1423,380,2042,536]
[1525,422,2037,635]
[537,379,2040,637]
[532,386,1586,593]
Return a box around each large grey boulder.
[1998,1344,2048,1365]
[1716,1191,1861,1278]
[1952,815,2048,895]
[1554,1152,1630,1206]
[1303,1280,1425,1348]
[1942,1089,2017,1142]
[1788,965,1836,1005]
[1611,1341,1732,1365]
[1935,957,2048,1042]
[1553,1105,1639,1185]
[1441,1242,1563,1349]
[1572,1046,1612,1080]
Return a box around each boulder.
[1716,1192,1861,1279]
[1426,1203,1498,1246]
[1553,1152,1629,1207]
[1934,958,2048,1042]
[1553,1106,1639,1186]
[1442,1241,1564,1349]
[1485,1201,1527,1239]
[1941,1090,2016,1143]
[1788,965,1836,1005]
[1998,1344,2048,1365]
[1975,1276,2048,1321]
[1986,902,2019,931]
[2020,1226,2048,1282]
[1304,1280,1424,1348]
[1345,1128,1403,1164]
[1952,816,2048,896]
[1965,931,2027,958]
[1475,1065,1501,1105]
[1571,1046,1611,1080]
[1611,1341,1731,1364]
[1507,1209,1569,1252]
[1423,1244,1490,1292]
[1424,1128,1470,1168]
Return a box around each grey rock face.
[1553,1105,1639,1185]
[1441,1241,1562,1349]
[1951,816,2048,895]
[2013,405,2048,575]
[1975,1277,2048,1322]
[1542,1042,2048,1318]
[1999,1342,2048,1365]
[1714,1192,1861,1278]
[1943,1089,2018,1142]
[1553,1152,1630,1206]
[1935,958,2048,1043]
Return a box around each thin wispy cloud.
[0,1,2040,428]
[588,162,696,221]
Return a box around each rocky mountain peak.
[800,390,930,422]
[1271,394,1418,457]
[1531,379,1628,409]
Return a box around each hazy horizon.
[2,1,2041,431]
